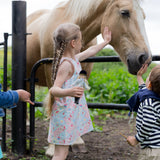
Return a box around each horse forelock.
[63,0,105,22]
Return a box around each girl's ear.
[147,82,152,89]
[70,39,76,48]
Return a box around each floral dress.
[48,57,93,145]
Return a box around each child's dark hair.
[149,65,160,96]
[44,23,80,118]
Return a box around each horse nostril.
[138,53,147,64]
[127,53,149,75]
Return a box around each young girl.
[126,64,160,160]
[45,23,111,160]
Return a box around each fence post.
[2,33,9,152]
[11,0,27,154]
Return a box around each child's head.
[52,23,81,84]
[53,23,81,49]
[147,65,160,95]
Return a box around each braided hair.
[45,23,80,118]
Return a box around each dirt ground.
[2,113,140,160]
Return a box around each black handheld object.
[75,97,80,104]
[79,70,87,76]
[74,70,87,104]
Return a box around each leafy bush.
[34,87,48,119]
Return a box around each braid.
[51,45,58,83]
[52,41,66,84]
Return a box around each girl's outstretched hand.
[103,27,112,44]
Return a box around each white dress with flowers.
[48,57,93,145]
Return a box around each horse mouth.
[127,53,152,75]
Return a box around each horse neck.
[64,0,109,45]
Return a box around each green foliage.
[86,48,155,104]
[0,48,12,88]
[34,87,48,119]
[97,48,117,56]
[87,65,135,103]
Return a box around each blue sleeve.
[0,87,19,109]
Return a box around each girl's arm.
[76,27,111,62]
[137,64,148,86]
[49,61,84,98]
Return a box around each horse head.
[101,0,152,75]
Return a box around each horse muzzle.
[127,53,152,75]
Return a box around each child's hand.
[16,89,34,105]
[127,136,139,147]
[137,64,148,77]
[70,87,84,97]
[137,63,148,85]
[103,27,111,44]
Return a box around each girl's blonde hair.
[44,23,80,118]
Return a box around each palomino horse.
[27,0,152,156]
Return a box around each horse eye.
[121,10,130,18]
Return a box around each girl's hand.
[69,87,84,97]
[127,136,139,147]
[103,27,111,44]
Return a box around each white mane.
[59,0,104,22]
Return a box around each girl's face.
[74,32,82,53]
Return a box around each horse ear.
[120,10,130,18]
